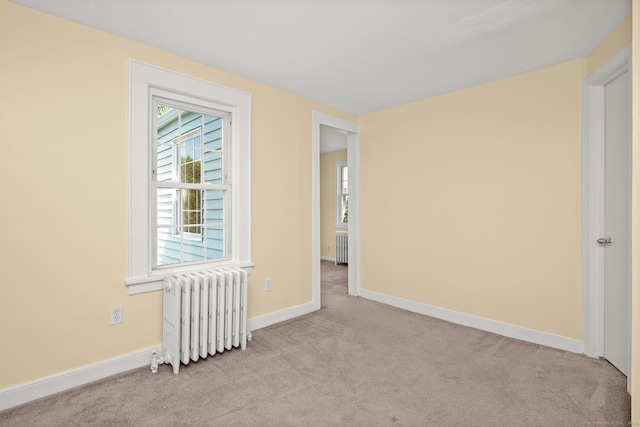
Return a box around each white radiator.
[335,231,348,265]
[151,267,250,374]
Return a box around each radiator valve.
[150,347,167,374]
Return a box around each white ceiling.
[320,125,348,154]
[11,0,630,115]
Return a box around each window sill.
[124,261,254,295]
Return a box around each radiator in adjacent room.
[335,231,348,265]
[151,267,250,374]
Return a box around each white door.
[603,70,631,377]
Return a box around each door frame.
[582,45,631,365]
[312,111,360,308]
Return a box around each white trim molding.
[0,349,154,411]
[360,289,584,354]
[247,302,317,332]
[1,301,317,411]
[312,111,360,307]
[581,44,631,358]
[346,131,360,297]
[127,60,253,295]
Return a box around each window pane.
[156,142,175,183]
[203,191,225,261]
[341,195,348,223]
[204,115,224,184]
[156,188,174,227]
[204,115,223,151]
[156,105,223,185]
[204,151,223,184]
[181,231,205,263]
[180,156,201,184]
[204,189,224,223]
[155,103,228,268]
[156,188,178,266]
[156,189,227,267]
[342,166,348,194]
[205,226,225,260]
[181,189,202,235]
[336,162,348,224]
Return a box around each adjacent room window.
[127,60,252,294]
[336,161,348,227]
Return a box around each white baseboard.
[1,302,320,412]
[0,348,154,411]
[359,289,584,354]
[2,291,581,412]
[320,256,335,262]
[247,301,318,332]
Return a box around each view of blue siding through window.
[155,105,226,267]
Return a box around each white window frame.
[126,60,253,295]
[336,160,348,228]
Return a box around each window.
[155,103,228,267]
[336,161,348,227]
[127,60,252,295]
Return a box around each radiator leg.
[241,331,252,350]
[151,347,169,374]
[150,348,159,374]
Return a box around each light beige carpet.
[0,261,630,426]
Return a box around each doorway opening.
[312,112,360,311]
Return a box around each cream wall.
[359,58,585,339]
[358,7,631,341]
[320,150,348,259]
[587,15,632,76]
[0,0,355,389]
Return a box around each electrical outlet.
[265,278,272,292]
[110,306,123,325]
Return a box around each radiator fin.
[157,267,249,374]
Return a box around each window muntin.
[154,101,230,268]
[337,161,348,226]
